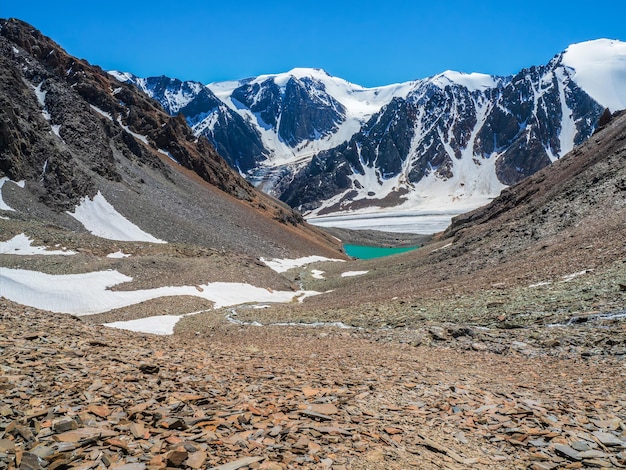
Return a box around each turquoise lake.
[344,244,418,260]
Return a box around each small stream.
[548,309,626,327]
[226,308,360,330]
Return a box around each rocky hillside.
[0,18,342,259]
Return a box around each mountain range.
[112,39,626,218]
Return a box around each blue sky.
[3,0,624,87]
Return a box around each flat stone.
[87,404,112,418]
[54,427,117,443]
[0,439,15,452]
[19,452,47,470]
[554,444,582,461]
[138,364,159,374]
[471,342,488,351]
[210,456,264,470]
[299,410,333,421]
[384,427,403,435]
[592,431,625,447]
[129,422,145,439]
[167,450,188,467]
[582,458,614,468]
[578,450,607,459]
[306,403,338,415]
[52,418,77,433]
[429,327,448,341]
[570,440,594,451]
[530,463,558,470]
[29,445,54,459]
[159,417,187,430]
[186,451,207,469]
[109,465,146,470]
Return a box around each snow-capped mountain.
[208,68,416,163]
[278,40,626,216]
[114,39,626,219]
[108,72,268,172]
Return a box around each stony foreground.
[1,302,625,470]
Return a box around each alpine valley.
[2,18,626,470]
[113,39,626,227]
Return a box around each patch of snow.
[528,281,552,288]
[562,269,591,282]
[260,255,345,273]
[310,269,325,279]
[554,68,576,159]
[0,268,323,318]
[33,82,51,121]
[67,191,167,243]
[0,233,77,255]
[106,250,131,258]
[157,148,179,164]
[562,39,626,112]
[51,124,62,138]
[108,70,135,83]
[90,104,113,121]
[433,71,498,92]
[431,242,453,252]
[117,118,149,144]
[341,271,369,278]
[0,177,23,212]
[105,315,191,335]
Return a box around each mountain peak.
[432,70,499,92]
[285,67,331,78]
[561,38,626,111]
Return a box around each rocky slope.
[2,298,626,470]
[0,18,342,259]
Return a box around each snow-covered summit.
[561,39,626,112]
[209,67,415,122]
[432,70,500,92]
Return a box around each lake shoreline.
[319,226,433,248]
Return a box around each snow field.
[261,255,345,273]
[0,267,321,316]
[0,234,76,255]
[67,192,167,243]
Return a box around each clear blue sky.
[2,0,624,87]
